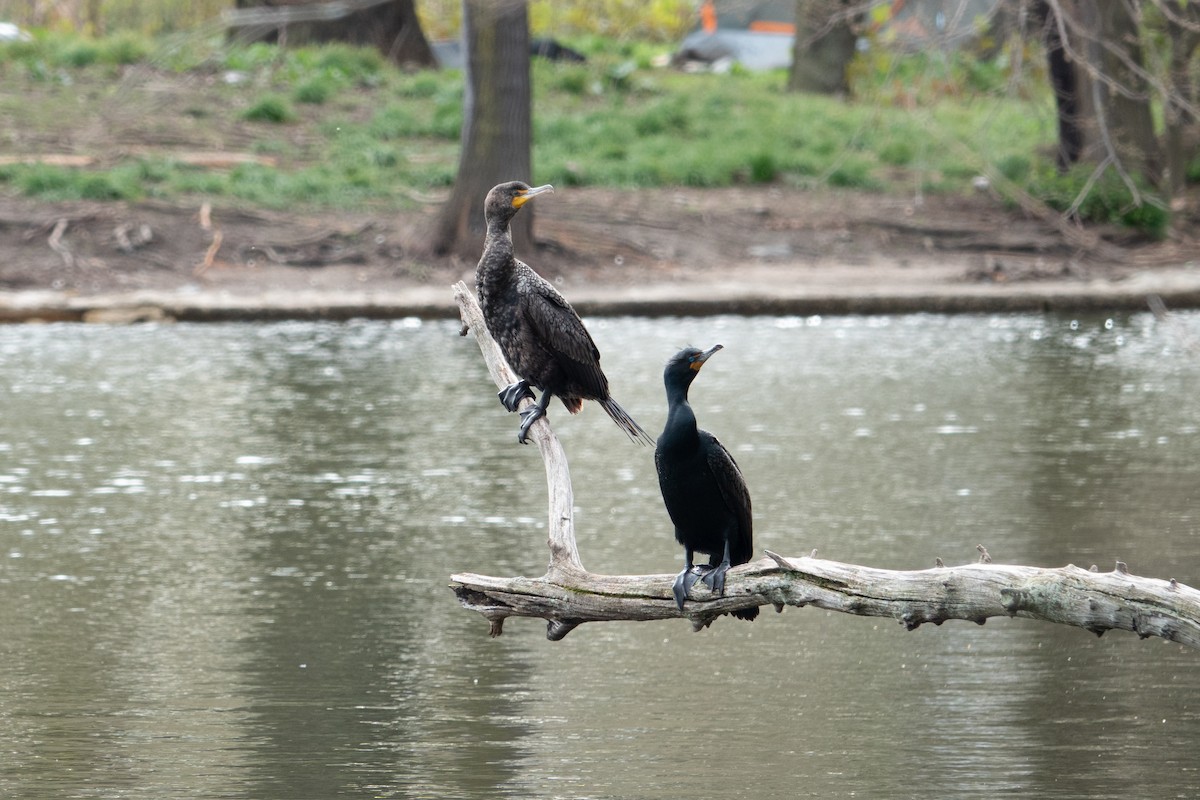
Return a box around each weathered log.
[226,0,437,68]
[450,282,1200,648]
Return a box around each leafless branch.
[1044,0,1200,120]
[47,218,74,268]
[450,282,1200,647]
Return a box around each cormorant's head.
[664,344,723,390]
[484,181,554,227]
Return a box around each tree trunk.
[230,0,437,69]
[787,0,857,95]
[1037,0,1084,169]
[430,0,533,259]
[452,281,1200,645]
[1091,0,1160,186]
[1042,1,1161,186]
[1162,1,1200,195]
[85,0,104,36]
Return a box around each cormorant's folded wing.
[703,431,754,562]
[522,274,608,396]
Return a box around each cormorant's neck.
[660,381,699,450]
[483,217,513,256]
[665,378,694,408]
[477,219,515,288]
[486,209,513,236]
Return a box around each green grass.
[0,29,1171,232]
[1,162,145,202]
[294,77,334,105]
[527,60,1046,194]
[241,94,295,123]
[1024,163,1170,239]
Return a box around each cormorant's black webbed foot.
[671,566,706,610]
[498,380,535,412]
[516,390,553,444]
[517,406,545,444]
[701,559,732,596]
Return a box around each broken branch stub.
[449,282,1200,648]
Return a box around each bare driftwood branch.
[450,282,1200,647]
[193,203,224,276]
[453,281,584,579]
[47,218,74,268]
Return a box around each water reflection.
[1,312,1198,799]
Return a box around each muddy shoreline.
[2,187,1196,322]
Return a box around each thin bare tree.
[1037,0,1199,201]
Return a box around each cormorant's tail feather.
[599,397,654,446]
[732,607,759,622]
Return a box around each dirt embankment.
[1,185,1198,322]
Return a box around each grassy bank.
[0,29,1159,232]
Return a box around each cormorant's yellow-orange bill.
[689,344,723,371]
[511,184,554,208]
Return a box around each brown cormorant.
[475,181,652,445]
[655,345,757,621]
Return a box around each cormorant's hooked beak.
[512,184,554,209]
[690,344,723,371]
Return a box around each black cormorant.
[655,345,757,621]
[475,181,652,445]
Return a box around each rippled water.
[1,313,1198,799]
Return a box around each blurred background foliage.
[0,0,697,41]
[0,0,1191,237]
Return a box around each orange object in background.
[747,20,795,34]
